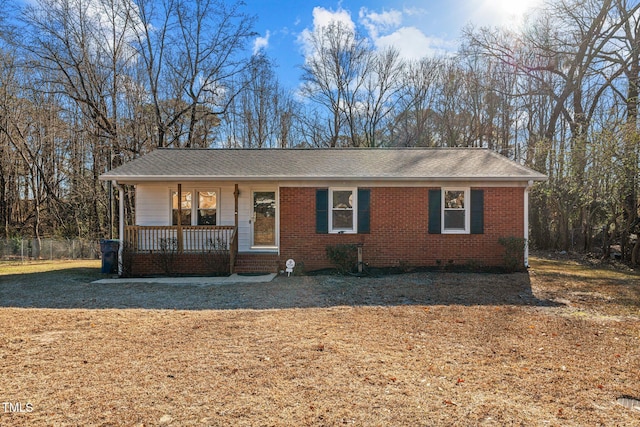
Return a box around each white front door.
[251,190,277,248]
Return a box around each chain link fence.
[0,238,101,261]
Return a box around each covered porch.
[124,225,237,254]
[108,176,281,277]
[121,225,238,276]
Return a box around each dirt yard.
[0,256,639,426]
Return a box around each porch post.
[231,184,239,274]
[112,180,125,276]
[177,183,183,252]
[234,184,239,228]
[524,180,532,268]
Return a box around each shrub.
[120,241,134,277]
[154,237,178,276]
[326,244,357,275]
[292,260,305,276]
[397,259,411,273]
[498,236,527,272]
[202,237,230,276]
[465,259,485,272]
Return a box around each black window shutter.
[428,189,441,234]
[470,189,484,234]
[357,189,370,234]
[316,189,328,234]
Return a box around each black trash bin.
[100,239,120,274]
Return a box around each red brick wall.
[126,253,229,277]
[279,186,524,271]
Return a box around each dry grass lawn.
[0,256,639,426]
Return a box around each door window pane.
[253,191,276,246]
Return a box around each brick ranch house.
[99,148,546,276]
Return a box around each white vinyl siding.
[136,183,238,227]
[133,182,278,253]
[136,184,170,226]
[237,184,252,252]
[218,185,236,226]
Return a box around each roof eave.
[100,174,548,182]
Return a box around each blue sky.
[14,0,543,90]
[246,0,544,88]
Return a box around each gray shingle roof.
[100,148,547,182]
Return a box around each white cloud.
[253,30,270,55]
[358,8,402,39]
[466,0,543,28]
[297,7,356,57]
[36,0,144,60]
[374,27,453,59]
[311,6,355,32]
[358,7,453,59]
[402,6,426,17]
[297,5,454,65]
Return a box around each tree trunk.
[632,235,640,266]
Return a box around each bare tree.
[390,57,442,147]
[360,47,404,147]
[605,0,640,262]
[300,21,371,147]
[464,0,637,251]
[130,0,174,149]
[0,60,68,250]
[223,55,300,148]
[169,0,256,147]
[0,47,21,239]
[130,0,256,148]
[22,0,142,150]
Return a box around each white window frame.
[170,188,220,226]
[195,189,219,226]
[442,187,470,234]
[171,189,193,226]
[329,187,357,234]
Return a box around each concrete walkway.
[92,273,277,285]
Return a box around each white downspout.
[524,180,533,268]
[113,180,125,276]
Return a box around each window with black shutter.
[428,188,484,234]
[316,188,370,234]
